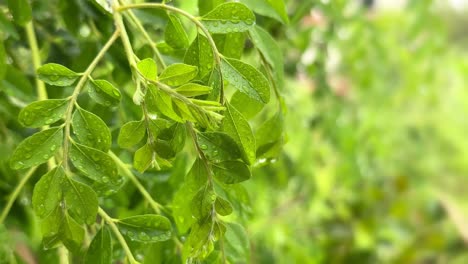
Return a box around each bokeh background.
[246,0,468,263]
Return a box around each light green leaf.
[19,99,68,128]
[37,63,79,86]
[196,132,241,162]
[222,102,255,164]
[72,108,111,152]
[214,33,246,59]
[165,14,189,50]
[212,161,251,184]
[7,0,32,26]
[117,215,172,242]
[175,83,212,97]
[201,3,255,34]
[184,34,214,79]
[159,63,198,86]
[117,121,146,148]
[224,222,250,263]
[182,220,214,261]
[63,177,98,225]
[10,127,63,170]
[147,86,183,122]
[137,58,158,81]
[32,167,65,219]
[134,143,154,173]
[230,91,263,120]
[215,197,233,216]
[87,79,121,106]
[239,0,289,24]
[84,226,112,264]
[191,187,216,219]
[221,57,270,104]
[249,25,285,91]
[42,208,84,253]
[69,142,119,186]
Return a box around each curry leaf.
[201,3,255,34]
[72,108,112,152]
[32,167,65,219]
[117,215,172,242]
[159,63,198,86]
[87,79,121,106]
[84,226,112,264]
[212,161,251,184]
[19,99,69,128]
[118,121,146,148]
[37,63,80,86]
[137,58,158,81]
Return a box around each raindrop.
[200,144,208,150]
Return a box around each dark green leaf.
[32,167,65,219]
[7,0,32,26]
[214,33,246,59]
[159,63,198,86]
[117,214,172,242]
[0,42,5,80]
[201,3,255,34]
[63,178,98,225]
[37,63,79,86]
[222,102,255,164]
[184,34,214,79]
[196,132,241,162]
[42,208,84,253]
[137,58,158,81]
[69,142,119,186]
[118,121,146,148]
[72,108,112,152]
[249,25,285,91]
[87,79,121,106]
[215,197,233,216]
[10,127,63,170]
[191,187,216,219]
[239,0,289,24]
[156,122,186,159]
[165,14,189,50]
[212,161,251,184]
[175,83,212,97]
[84,226,112,264]
[221,57,270,104]
[90,0,113,15]
[19,99,68,128]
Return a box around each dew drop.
[102,176,109,183]
[200,144,208,150]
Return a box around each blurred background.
[246,0,468,263]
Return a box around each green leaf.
[175,83,212,97]
[134,143,154,173]
[165,14,189,50]
[0,41,5,81]
[42,208,84,253]
[212,161,251,184]
[10,127,63,170]
[32,167,65,219]
[72,108,112,152]
[221,57,270,104]
[215,197,233,216]
[182,220,214,261]
[0,11,19,39]
[214,33,246,59]
[63,177,98,225]
[222,102,256,164]
[201,3,255,34]
[230,91,263,119]
[117,121,146,148]
[159,63,198,86]
[69,142,119,186]
[19,99,68,128]
[198,0,224,16]
[173,159,208,233]
[239,0,289,24]
[117,215,172,242]
[196,132,241,162]
[224,222,250,263]
[249,25,285,91]
[184,34,214,79]
[7,0,32,26]
[37,63,80,86]
[191,187,216,219]
[156,122,186,159]
[90,0,113,15]
[147,86,183,122]
[84,226,112,264]
[87,79,121,106]
[137,58,158,81]
[255,112,284,158]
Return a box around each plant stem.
[109,151,163,214]
[117,3,225,103]
[98,207,140,264]
[25,21,47,101]
[0,167,38,224]
[62,30,120,170]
